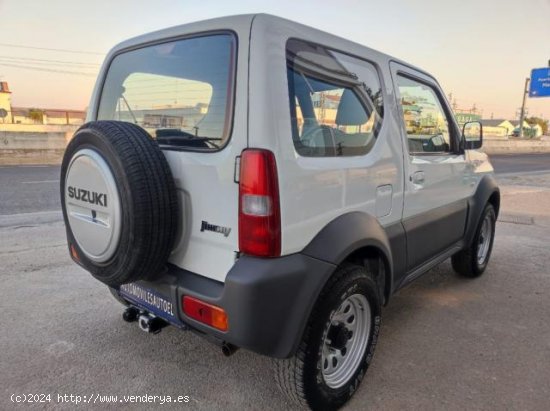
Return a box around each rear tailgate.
[92,17,253,282]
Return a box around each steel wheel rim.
[477,214,492,265]
[321,293,371,389]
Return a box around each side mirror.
[463,121,483,150]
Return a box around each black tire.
[452,203,496,278]
[274,264,381,410]
[60,121,178,286]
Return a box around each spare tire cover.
[60,121,179,286]
[65,148,122,263]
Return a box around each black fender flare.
[302,211,394,296]
[465,174,500,246]
[303,211,393,268]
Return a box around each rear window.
[97,33,236,151]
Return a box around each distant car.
[60,14,500,410]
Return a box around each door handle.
[410,171,425,185]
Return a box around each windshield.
[97,33,236,150]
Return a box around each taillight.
[239,149,281,257]
[182,296,228,331]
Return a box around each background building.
[0,82,12,122]
[454,110,481,126]
[512,120,543,138]
[480,119,515,137]
[0,82,85,125]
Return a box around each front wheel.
[452,203,496,278]
[274,264,381,410]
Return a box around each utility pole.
[519,78,530,138]
[319,92,326,123]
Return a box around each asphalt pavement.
[0,165,61,215]
[489,153,550,175]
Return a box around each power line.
[0,56,100,67]
[0,42,104,55]
[0,62,97,77]
[0,59,99,70]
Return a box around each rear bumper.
[114,253,335,358]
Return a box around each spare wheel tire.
[60,121,178,286]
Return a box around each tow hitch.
[122,306,168,334]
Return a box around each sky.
[0,0,549,120]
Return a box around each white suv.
[60,14,499,410]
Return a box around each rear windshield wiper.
[156,129,222,149]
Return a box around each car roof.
[105,13,433,80]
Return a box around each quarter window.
[286,39,384,157]
[396,75,453,154]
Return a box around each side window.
[396,75,453,154]
[286,39,384,157]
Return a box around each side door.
[390,62,470,272]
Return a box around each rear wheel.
[274,264,381,410]
[452,203,496,278]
